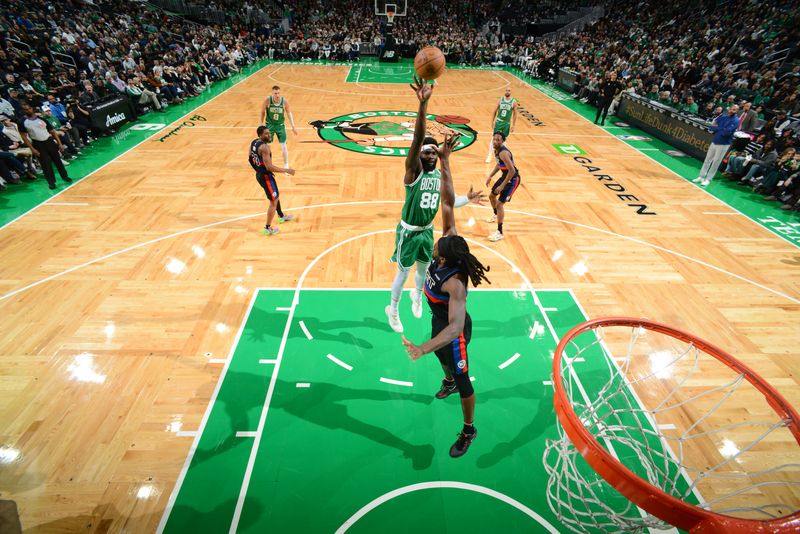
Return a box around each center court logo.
[309,110,477,157]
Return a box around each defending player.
[260,85,298,168]
[386,75,484,333]
[486,87,517,163]
[402,132,491,458]
[484,131,521,242]
[249,126,296,236]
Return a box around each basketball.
[414,46,446,80]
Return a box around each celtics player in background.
[260,85,298,169]
[386,75,484,334]
[485,87,517,163]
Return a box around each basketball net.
[543,318,800,534]
[386,10,395,25]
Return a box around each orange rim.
[552,317,800,533]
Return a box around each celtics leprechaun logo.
[308,110,477,157]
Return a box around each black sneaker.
[435,380,457,399]
[62,177,73,183]
[449,427,477,458]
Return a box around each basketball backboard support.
[375,0,407,21]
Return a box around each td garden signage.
[309,110,477,157]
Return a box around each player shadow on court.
[469,313,543,339]
[439,380,554,469]
[243,307,389,350]
[270,379,436,471]
[167,496,263,532]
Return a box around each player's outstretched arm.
[402,279,466,358]
[438,133,459,237]
[405,75,433,183]
[259,144,295,175]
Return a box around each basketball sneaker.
[488,231,504,242]
[692,177,703,183]
[485,155,493,163]
[385,305,403,333]
[410,289,423,319]
[485,214,497,223]
[278,214,294,223]
[262,226,279,236]
[435,379,457,399]
[701,179,711,187]
[449,427,477,458]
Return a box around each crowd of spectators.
[513,0,800,210]
[2,0,799,209]
[0,0,278,190]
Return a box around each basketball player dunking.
[260,85,298,170]
[402,132,491,458]
[486,88,517,163]
[385,75,484,334]
[249,126,296,236]
[485,131,521,242]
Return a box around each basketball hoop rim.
[552,316,800,534]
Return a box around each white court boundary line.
[498,353,521,370]
[154,286,665,533]
[155,289,259,534]
[227,229,393,532]
[223,229,611,531]
[2,201,797,304]
[335,481,560,533]
[497,69,800,250]
[327,353,353,371]
[378,377,414,387]
[0,61,280,233]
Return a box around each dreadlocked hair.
[438,235,491,287]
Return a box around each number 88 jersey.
[401,169,442,228]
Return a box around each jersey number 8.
[420,192,439,209]
[273,113,280,121]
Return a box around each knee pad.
[453,373,474,398]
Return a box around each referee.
[21,102,72,190]
[595,71,622,126]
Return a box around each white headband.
[420,144,438,153]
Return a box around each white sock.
[390,268,410,313]
[281,143,289,166]
[414,262,426,297]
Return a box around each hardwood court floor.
[0,63,798,532]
